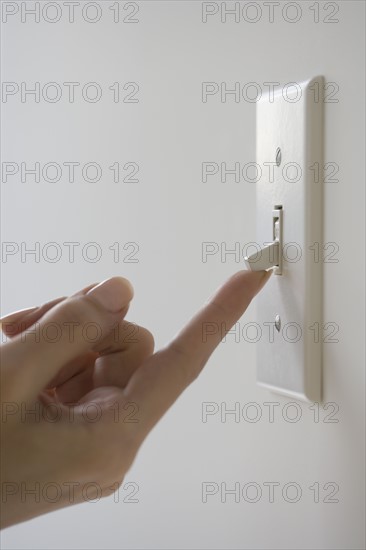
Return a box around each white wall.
[1,1,365,549]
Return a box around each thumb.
[2,277,133,401]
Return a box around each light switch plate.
[256,76,323,402]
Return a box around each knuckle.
[136,326,155,354]
[209,298,231,317]
[116,323,155,355]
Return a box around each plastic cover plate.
[255,76,323,402]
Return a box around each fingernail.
[261,269,273,279]
[258,269,272,280]
[257,269,272,286]
[87,277,133,313]
[73,283,98,297]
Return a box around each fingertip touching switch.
[244,207,282,274]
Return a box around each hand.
[0,270,271,528]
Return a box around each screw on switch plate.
[275,314,281,332]
[275,147,281,167]
[244,206,283,274]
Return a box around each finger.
[0,283,98,338]
[53,362,95,404]
[2,283,116,390]
[0,306,38,327]
[125,270,271,437]
[95,324,155,388]
[2,277,134,401]
[46,351,99,390]
[1,299,66,337]
[54,325,154,403]
[44,313,134,390]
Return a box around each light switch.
[254,76,323,402]
[245,207,282,273]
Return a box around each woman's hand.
[0,270,271,528]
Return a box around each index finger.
[124,269,271,437]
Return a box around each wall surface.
[1,1,365,549]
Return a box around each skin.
[0,270,271,528]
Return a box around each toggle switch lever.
[244,207,283,274]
